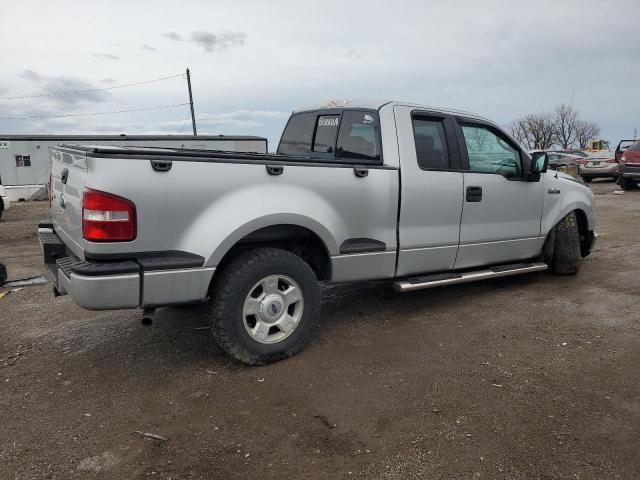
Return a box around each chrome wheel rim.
[242,274,304,344]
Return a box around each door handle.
[466,186,482,202]
[61,168,69,184]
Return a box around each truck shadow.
[71,272,549,376]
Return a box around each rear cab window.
[277,109,382,164]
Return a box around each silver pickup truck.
[39,100,596,364]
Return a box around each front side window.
[412,117,450,170]
[277,112,316,156]
[336,110,381,162]
[461,124,522,179]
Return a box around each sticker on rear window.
[318,117,339,127]
[363,114,374,124]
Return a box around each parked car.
[547,152,583,169]
[615,139,636,163]
[39,100,596,365]
[579,153,619,182]
[618,140,640,190]
[0,179,11,220]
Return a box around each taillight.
[620,155,627,163]
[82,189,136,242]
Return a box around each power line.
[0,103,190,120]
[0,73,185,101]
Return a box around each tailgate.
[50,147,88,259]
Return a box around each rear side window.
[629,142,640,152]
[412,118,449,170]
[277,112,316,156]
[336,110,381,162]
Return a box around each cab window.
[412,117,450,170]
[461,124,522,179]
[336,110,381,163]
[277,112,316,156]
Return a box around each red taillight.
[82,189,136,242]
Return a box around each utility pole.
[186,68,197,136]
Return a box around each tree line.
[509,104,600,151]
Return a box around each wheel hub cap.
[242,274,304,344]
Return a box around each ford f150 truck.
[39,100,596,365]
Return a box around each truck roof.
[293,99,492,123]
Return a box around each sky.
[0,0,638,150]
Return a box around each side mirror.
[528,151,548,181]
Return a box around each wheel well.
[214,224,332,281]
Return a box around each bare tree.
[575,120,601,149]
[553,104,578,149]
[509,119,530,149]
[511,113,556,150]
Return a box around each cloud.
[163,32,183,41]
[190,30,246,52]
[92,53,120,60]
[101,78,115,84]
[141,44,158,52]
[163,30,246,52]
[17,69,111,105]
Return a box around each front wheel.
[209,248,320,365]
[548,211,581,275]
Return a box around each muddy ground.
[1,180,639,480]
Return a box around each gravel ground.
[1,180,639,480]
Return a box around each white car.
[0,183,10,220]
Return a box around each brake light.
[82,189,136,242]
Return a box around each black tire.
[620,177,637,191]
[209,247,320,365]
[581,176,592,183]
[549,211,581,275]
[0,262,6,284]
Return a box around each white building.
[0,134,268,201]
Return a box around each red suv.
[618,140,640,190]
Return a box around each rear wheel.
[548,211,581,275]
[620,177,637,191]
[581,176,592,183]
[0,262,6,284]
[209,247,320,365]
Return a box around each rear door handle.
[60,168,69,184]
[466,186,482,202]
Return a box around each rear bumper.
[620,166,640,179]
[580,164,619,177]
[38,224,215,310]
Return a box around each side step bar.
[393,262,548,292]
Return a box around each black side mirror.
[528,152,548,181]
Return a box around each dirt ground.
[1,180,639,480]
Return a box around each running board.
[393,262,548,292]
